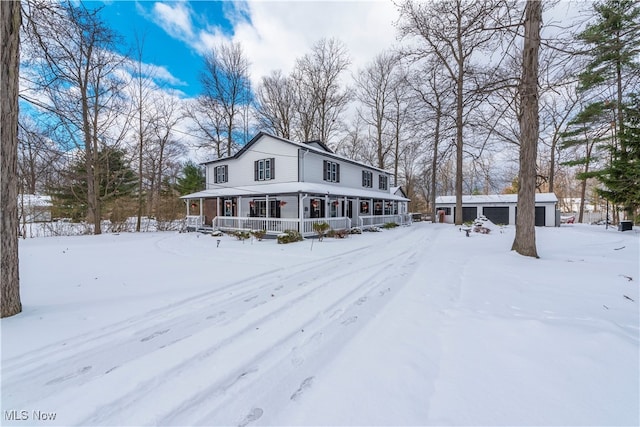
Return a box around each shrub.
[277,229,303,244]
[312,222,330,241]
[234,230,250,241]
[382,222,398,229]
[350,227,362,234]
[251,229,266,241]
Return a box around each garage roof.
[435,193,557,204]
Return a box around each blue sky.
[92,1,401,98]
[99,1,233,96]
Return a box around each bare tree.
[398,0,518,224]
[22,0,129,234]
[145,92,184,220]
[1,0,22,318]
[199,41,251,156]
[408,58,456,217]
[130,32,154,232]
[512,0,542,258]
[254,70,295,139]
[354,51,398,169]
[293,38,351,146]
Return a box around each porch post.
[238,196,242,217]
[325,194,329,218]
[266,195,270,218]
[199,198,203,218]
[216,197,220,217]
[185,199,189,217]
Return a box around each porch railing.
[186,215,204,229]
[359,214,412,228]
[302,217,351,235]
[212,216,352,237]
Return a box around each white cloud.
[148,1,401,88]
[151,2,196,42]
[231,0,401,85]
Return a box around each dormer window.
[254,158,275,181]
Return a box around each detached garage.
[435,193,558,227]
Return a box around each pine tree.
[175,161,205,196]
[598,95,640,221]
[560,102,609,223]
[51,149,137,221]
[577,0,640,149]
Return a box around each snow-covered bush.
[277,229,303,244]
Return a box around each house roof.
[392,186,408,198]
[435,193,558,204]
[181,182,410,202]
[201,131,390,174]
[19,194,52,207]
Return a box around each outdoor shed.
[434,193,558,226]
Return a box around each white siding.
[301,151,391,195]
[206,135,299,189]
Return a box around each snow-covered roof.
[181,182,410,202]
[19,194,52,207]
[435,193,557,205]
[202,132,391,175]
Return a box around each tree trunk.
[1,0,22,318]
[512,0,541,258]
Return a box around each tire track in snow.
[3,226,434,426]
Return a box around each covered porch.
[181,183,411,237]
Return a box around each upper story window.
[214,165,228,184]
[323,160,340,183]
[254,158,275,181]
[362,170,373,188]
[379,175,388,190]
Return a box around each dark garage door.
[514,206,548,226]
[483,207,509,225]
[535,206,546,226]
[462,207,478,222]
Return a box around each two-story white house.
[181,132,411,236]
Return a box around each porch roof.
[181,182,410,202]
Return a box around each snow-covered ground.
[2,223,638,426]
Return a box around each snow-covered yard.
[1,223,638,426]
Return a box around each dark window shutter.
[270,158,275,180]
[323,160,328,181]
[214,167,219,184]
[362,171,365,186]
[336,164,340,182]
[254,161,258,181]
[224,165,228,182]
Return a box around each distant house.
[181,132,411,236]
[18,194,52,223]
[435,193,558,226]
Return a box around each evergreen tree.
[598,95,640,221]
[175,161,205,196]
[577,0,640,149]
[560,102,609,223]
[51,149,137,221]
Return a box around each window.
[254,158,275,181]
[323,160,340,182]
[362,170,373,188]
[214,165,228,183]
[379,175,388,190]
[249,199,280,218]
